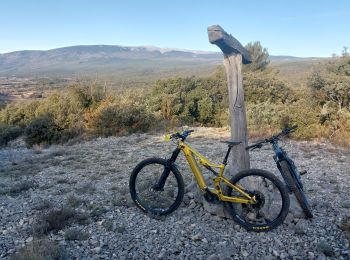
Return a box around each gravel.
[0,127,349,259]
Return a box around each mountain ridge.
[0,44,316,60]
[0,44,322,78]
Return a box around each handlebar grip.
[245,144,255,150]
[283,125,298,135]
[246,143,263,150]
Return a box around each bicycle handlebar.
[165,129,194,141]
[246,125,298,150]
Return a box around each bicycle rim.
[226,169,289,231]
[130,158,183,215]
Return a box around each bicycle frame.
[177,141,256,205]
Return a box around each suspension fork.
[153,148,181,191]
[272,142,292,190]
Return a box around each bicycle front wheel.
[129,158,184,216]
[225,169,290,232]
[280,160,313,218]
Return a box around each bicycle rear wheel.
[280,160,313,218]
[225,169,290,232]
[129,158,184,216]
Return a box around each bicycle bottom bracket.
[204,189,219,202]
[249,190,265,210]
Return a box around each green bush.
[24,115,61,147]
[244,70,294,104]
[151,73,228,126]
[0,101,39,127]
[35,92,85,130]
[0,124,23,146]
[85,96,154,137]
[306,57,350,144]
[1,56,349,147]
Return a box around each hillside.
[0,45,221,79]
[0,45,320,83]
[270,58,329,86]
[0,128,349,258]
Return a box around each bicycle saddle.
[221,141,242,147]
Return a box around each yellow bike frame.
[178,141,256,205]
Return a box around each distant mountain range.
[0,45,315,79]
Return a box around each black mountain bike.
[246,126,313,218]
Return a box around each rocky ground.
[0,127,349,259]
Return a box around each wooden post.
[208,25,252,174]
[223,54,250,173]
[192,25,252,218]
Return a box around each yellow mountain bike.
[129,130,290,231]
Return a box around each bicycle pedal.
[300,170,307,176]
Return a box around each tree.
[342,46,349,57]
[244,41,270,71]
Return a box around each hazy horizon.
[1,1,349,57]
[0,43,332,58]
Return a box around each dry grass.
[189,127,230,140]
[50,149,66,157]
[64,227,89,241]
[66,194,84,208]
[56,178,71,184]
[339,215,350,242]
[88,204,108,218]
[316,240,334,256]
[111,196,131,207]
[10,239,67,260]
[1,164,41,177]
[102,219,114,231]
[0,180,37,196]
[32,207,90,236]
[89,174,102,181]
[76,182,96,195]
[32,199,53,211]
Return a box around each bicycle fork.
[153,148,181,191]
[274,156,302,192]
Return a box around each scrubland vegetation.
[0,43,349,147]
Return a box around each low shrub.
[24,115,60,147]
[0,181,37,196]
[1,58,349,147]
[339,215,350,242]
[0,124,23,146]
[64,227,89,241]
[32,207,89,236]
[84,96,154,137]
[23,114,79,147]
[66,195,84,208]
[10,239,67,260]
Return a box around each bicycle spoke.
[135,163,180,212]
[226,170,288,231]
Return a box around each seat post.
[223,146,232,165]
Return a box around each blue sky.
[1,0,349,57]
